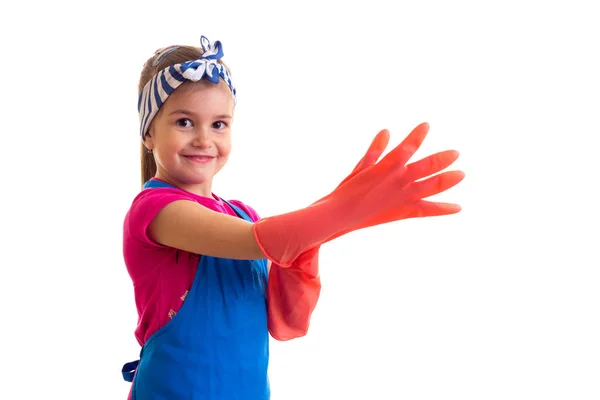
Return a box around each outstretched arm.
[150,123,463,267]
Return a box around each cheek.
[217,136,232,157]
[158,133,184,152]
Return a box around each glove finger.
[378,122,429,168]
[407,170,465,200]
[363,200,462,224]
[338,129,390,188]
[403,150,460,182]
[404,200,462,217]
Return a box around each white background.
[1,0,598,399]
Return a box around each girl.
[121,35,464,400]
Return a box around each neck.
[153,173,215,199]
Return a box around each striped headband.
[138,36,237,140]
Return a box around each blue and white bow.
[138,36,237,140]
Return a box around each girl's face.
[145,80,234,197]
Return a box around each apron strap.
[222,199,253,222]
[121,360,139,382]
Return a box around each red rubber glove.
[266,131,390,340]
[321,123,463,243]
[253,122,464,267]
[266,124,462,340]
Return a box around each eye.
[176,118,192,128]
[212,121,228,130]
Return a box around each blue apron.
[122,180,270,399]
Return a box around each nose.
[192,127,212,149]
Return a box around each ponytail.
[140,143,157,188]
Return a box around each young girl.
[121,35,464,400]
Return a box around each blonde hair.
[137,46,232,187]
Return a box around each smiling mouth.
[183,155,215,164]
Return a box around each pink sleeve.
[125,188,196,247]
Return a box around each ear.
[143,130,155,151]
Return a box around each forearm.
[150,192,353,265]
[149,200,266,260]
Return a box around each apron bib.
[122,180,270,399]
